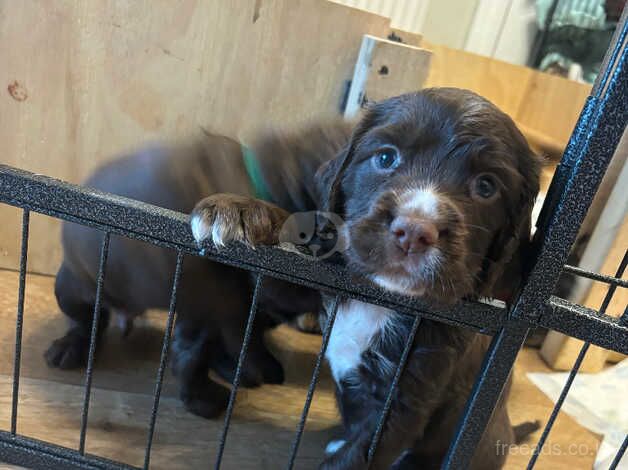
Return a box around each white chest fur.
[325,300,394,382]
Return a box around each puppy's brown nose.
[391,216,438,254]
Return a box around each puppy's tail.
[513,420,541,444]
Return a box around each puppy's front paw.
[190,194,289,248]
[181,379,230,419]
[44,328,90,369]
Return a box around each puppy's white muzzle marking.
[400,187,439,217]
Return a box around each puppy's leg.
[171,317,229,419]
[190,193,289,248]
[45,264,110,369]
[191,193,309,385]
[216,310,285,386]
[210,336,284,387]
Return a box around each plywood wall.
[423,41,592,146]
[0,0,594,276]
[0,0,397,274]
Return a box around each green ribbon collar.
[241,145,273,201]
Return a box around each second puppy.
[46,125,348,418]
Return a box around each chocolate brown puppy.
[191,88,540,468]
[47,124,349,418]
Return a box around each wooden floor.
[0,269,600,469]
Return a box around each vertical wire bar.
[286,296,341,470]
[527,251,627,469]
[526,342,591,469]
[78,232,111,455]
[214,273,263,470]
[143,251,184,470]
[619,304,628,327]
[366,314,421,467]
[11,209,30,435]
[442,319,530,469]
[609,434,628,470]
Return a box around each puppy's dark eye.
[473,175,498,199]
[371,147,400,171]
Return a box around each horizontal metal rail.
[562,264,628,288]
[0,164,505,334]
[539,295,628,354]
[1,164,626,353]
[0,432,136,470]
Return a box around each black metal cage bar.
[79,232,111,455]
[10,209,30,436]
[286,295,341,470]
[611,435,628,470]
[143,250,185,470]
[367,315,422,466]
[214,273,264,470]
[442,9,628,468]
[1,165,626,355]
[0,7,626,469]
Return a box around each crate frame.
[0,9,626,470]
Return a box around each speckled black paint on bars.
[0,9,625,469]
[0,431,135,470]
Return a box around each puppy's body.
[191,88,540,468]
[48,128,347,417]
[321,299,513,470]
[313,89,539,469]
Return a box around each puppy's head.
[317,88,540,303]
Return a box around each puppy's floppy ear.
[482,149,541,300]
[315,149,349,215]
[315,104,387,215]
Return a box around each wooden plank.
[422,41,591,151]
[0,269,178,396]
[388,28,423,47]
[517,123,565,160]
[1,351,599,470]
[344,35,431,118]
[516,72,591,145]
[0,373,336,469]
[607,351,627,363]
[0,0,392,275]
[422,41,534,118]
